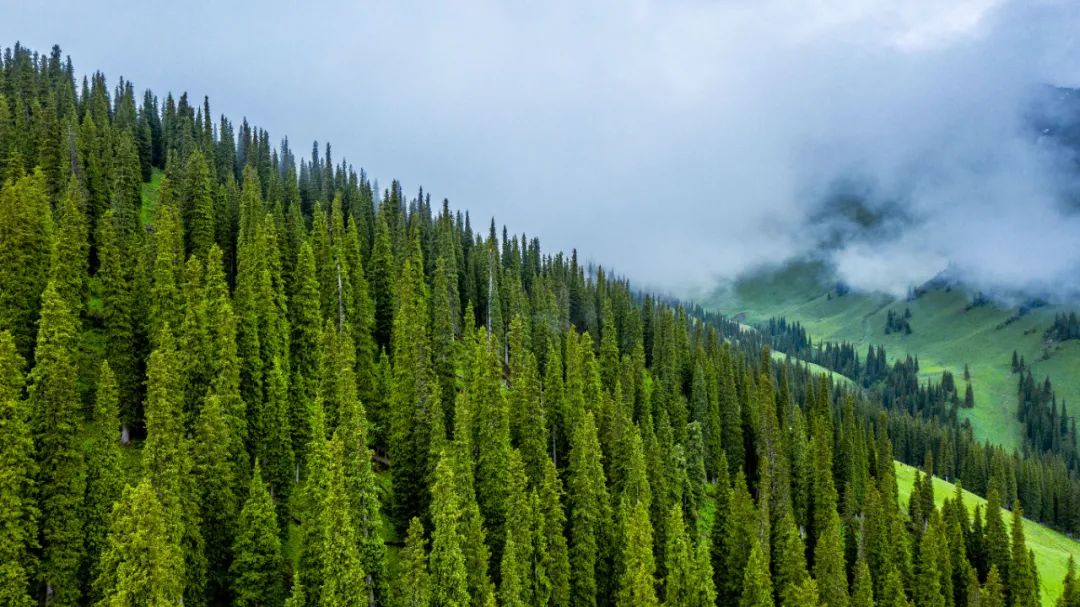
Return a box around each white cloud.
[5,0,1080,297]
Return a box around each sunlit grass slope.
[710,260,1080,451]
[896,461,1077,607]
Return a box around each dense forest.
[0,42,1074,607]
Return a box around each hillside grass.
[710,260,1080,451]
[140,169,165,226]
[895,461,1078,606]
[770,349,855,388]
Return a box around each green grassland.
[140,169,165,226]
[710,260,1080,451]
[896,461,1077,606]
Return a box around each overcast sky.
[6,0,1080,298]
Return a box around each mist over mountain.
[9,0,1080,300]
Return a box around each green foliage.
[29,281,85,606]
[390,242,439,531]
[0,45,1055,607]
[317,435,368,607]
[615,500,659,607]
[739,541,774,607]
[568,412,611,607]
[0,332,36,607]
[230,463,285,607]
[430,453,471,607]
[396,518,432,607]
[83,362,124,598]
[0,169,53,359]
[93,479,185,606]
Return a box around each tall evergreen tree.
[92,480,185,606]
[390,241,440,531]
[0,332,36,607]
[0,169,53,359]
[28,282,84,606]
[82,362,123,598]
[739,541,774,607]
[396,518,432,607]
[317,435,368,607]
[1008,502,1037,607]
[430,453,471,607]
[615,499,659,607]
[51,175,88,314]
[230,462,285,607]
[568,412,611,607]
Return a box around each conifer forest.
[2,38,1080,607]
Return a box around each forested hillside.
[0,42,1074,607]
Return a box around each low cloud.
[8,0,1080,299]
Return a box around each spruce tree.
[259,358,295,522]
[913,516,946,607]
[985,487,1011,593]
[812,507,849,607]
[289,241,323,470]
[193,393,243,603]
[469,332,513,567]
[144,325,207,605]
[715,472,757,605]
[0,332,35,607]
[285,575,306,607]
[568,412,612,607]
[51,175,88,314]
[878,567,911,607]
[539,456,571,607]
[390,242,440,532]
[317,435,368,607]
[983,565,1005,607]
[664,503,715,607]
[183,150,216,257]
[0,169,53,359]
[850,554,874,607]
[82,362,124,597]
[96,209,139,429]
[615,499,659,607]
[739,541,774,607]
[29,281,85,606]
[771,509,808,607]
[1008,502,1037,607]
[230,462,285,607]
[430,453,471,607]
[93,480,185,606]
[397,518,432,607]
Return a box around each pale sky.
[4,0,1080,297]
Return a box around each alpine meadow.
[4,3,1080,607]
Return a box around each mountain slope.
[896,461,1077,607]
[709,260,1080,451]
